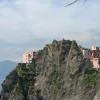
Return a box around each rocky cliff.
[1,39,100,100]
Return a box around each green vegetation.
[84,68,100,86]
[16,59,36,100]
[47,64,62,95]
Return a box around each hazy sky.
[0,0,100,62]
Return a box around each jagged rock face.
[1,40,100,100]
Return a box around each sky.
[0,0,100,62]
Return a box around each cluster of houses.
[22,46,100,69]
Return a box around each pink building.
[91,58,100,69]
[91,46,100,69]
[82,46,100,69]
[22,52,33,63]
[22,51,37,63]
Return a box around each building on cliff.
[22,45,100,69]
[22,51,37,63]
[91,46,100,69]
[82,46,100,69]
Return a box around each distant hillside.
[0,60,16,90]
